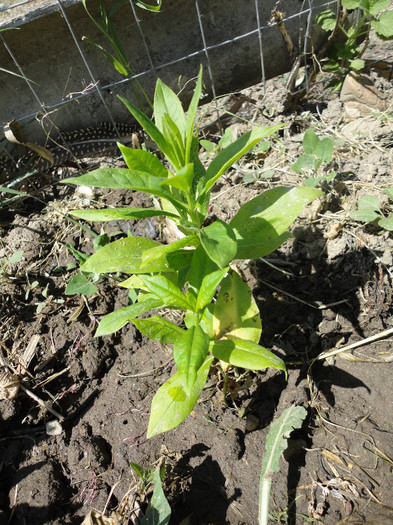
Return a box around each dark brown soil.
[1,38,393,525]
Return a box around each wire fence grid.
[0,0,338,159]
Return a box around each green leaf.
[213,271,261,343]
[147,356,213,438]
[139,274,193,311]
[118,145,169,177]
[133,316,186,344]
[377,216,393,231]
[161,114,186,168]
[259,405,307,525]
[316,9,337,31]
[349,58,365,71]
[185,66,203,163]
[65,274,98,296]
[302,129,319,155]
[134,0,162,12]
[141,467,171,525]
[154,78,186,140]
[200,139,217,152]
[209,339,286,372]
[230,186,322,259]
[8,250,23,264]
[82,37,128,76]
[341,0,361,9]
[174,325,210,395]
[368,0,390,16]
[202,124,284,193]
[70,207,179,222]
[160,163,194,192]
[187,246,218,306]
[210,338,286,373]
[81,237,191,274]
[96,295,162,336]
[372,11,393,38]
[118,96,178,168]
[63,168,187,212]
[291,154,317,174]
[196,267,229,312]
[315,137,334,163]
[349,195,382,223]
[141,235,198,268]
[199,220,237,268]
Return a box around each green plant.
[259,405,307,525]
[82,0,162,111]
[349,189,393,231]
[63,67,322,438]
[317,0,393,91]
[291,129,336,187]
[0,249,23,280]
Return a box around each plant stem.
[258,476,272,525]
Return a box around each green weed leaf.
[291,154,317,174]
[174,325,210,395]
[160,163,194,192]
[70,207,179,222]
[118,145,169,177]
[259,405,307,525]
[213,271,261,343]
[147,356,213,438]
[230,187,322,259]
[315,137,334,163]
[196,267,229,312]
[185,66,203,163]
[369,0,390,16]
[202,124,283,193]
[154,78,186,140]
[316,9,337,31]
[65,274,98,296]
[141,466,171,525]
[372,11,393,38]
[210,338,286,373]
[96,295,162,336]
[199,220,237,268]
[139,274,193,311]
[133,316,185,344]
[349,195,382,223]
[187,246,218,306]
[377,217,393,231]
[302,129,319,154]
[141,235,198,267]
[82,237,191,274]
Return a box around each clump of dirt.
[1,48,393,524]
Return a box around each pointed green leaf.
[185,66,203,163]
[291,154,317,174]
[63,168,187,212]
[213,271,261,343]
[173,325,210,395]
[70,207,179,222]
[147,356,213,438]
[96,295,162,336]
[196,267,229,312]
[210,338,286,373]
[161,163,194,192]
[118,96,178,168]
[133,315,185,344]
[141,467,171,525]
[65,274,98,296]
[187,246,218,307]
[202,124,283,193]
[118,145,169,177]
[259,405,307,525]
[154,78,186,140]
[230,186,322,259]
[139,274,193,311]
[81,237,191,274]
[141,235,198,267]
[199,220,237,268]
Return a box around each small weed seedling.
[63,67,322,438]
[317,0,393,91]
[291,129,336,188]
[350,189,393,231]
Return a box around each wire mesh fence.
[0,0,338,172]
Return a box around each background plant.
[63,67,322,438]
[350,188,393,231]
[291,128,336,188]
[317,0,393,91]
